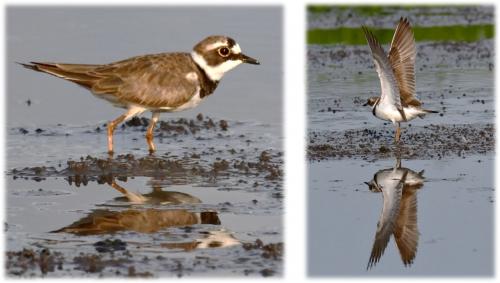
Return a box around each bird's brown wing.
[388,17,420,107]
[21,53,200,109]
[19,62,102,88]
[367,176,404,270]
[393,184,420,266]
[91,53,199,108]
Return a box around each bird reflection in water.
[54,176,239,250]
[365,158,425,269]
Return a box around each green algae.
[308,24,494,45]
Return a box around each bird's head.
[191,35,260,81]
[363,96,379,107]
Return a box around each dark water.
[6,6,283,277]
[307,6,494,277]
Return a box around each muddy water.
[6,7,283,277]
[307,6,494,276]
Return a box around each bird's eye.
[218,47,230,57]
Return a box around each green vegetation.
[307,5,478,15]
[307,5,332,13]
[308,24,494,45]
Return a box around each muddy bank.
[8,149,283,188]
[6,238,283,277]
[308,123,494,161]
[308,5,494,29]
[308,39,493,74]
[12,114,231,138]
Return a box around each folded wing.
[20,53,200,109]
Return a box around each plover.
[362,18,437,143]
[20,35,259,154]
[365,158,424,269]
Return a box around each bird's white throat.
[191,51,242,81]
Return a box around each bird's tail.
[17,61,101,88]
[417,109,439,118]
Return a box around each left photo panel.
[6,6,283,277]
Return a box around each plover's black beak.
[238,53,260,65]
[362,102,369,106]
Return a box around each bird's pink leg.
[107,114,127,155]
[146,112,160,153]
[395,123,401,143]
[107,106,145,155]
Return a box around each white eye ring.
[218,47,230,57]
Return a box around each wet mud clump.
[93,239,127,253]
[6,248,64,276]
[122,114,229,136]
[308,123,494,160]
[242,239,284,260]
[9,150,283,189]
[7,239,283,277]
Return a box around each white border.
[1,0,498,282]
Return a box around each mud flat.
[6,115,283,277]
[308,123,494,161]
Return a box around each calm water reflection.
[365,158,425,269]
[308,156,493,276]
[54,176,239,250]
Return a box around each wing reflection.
[365,158,425,269]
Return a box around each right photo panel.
[307,5,494,276]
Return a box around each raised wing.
[362,26,402,109]
[388,18,420,107]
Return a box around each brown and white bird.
[362,18,437,143]
[365,158,425,269]
[20,35,259,154]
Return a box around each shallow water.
[307,6,494,276]
[5,6,283,277]
[6,119,284,277]
[7,176,282,277]
[308,156,494,276]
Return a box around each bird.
[365,158,425,269]
[362,18,438,143]
[19,35,260,154]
